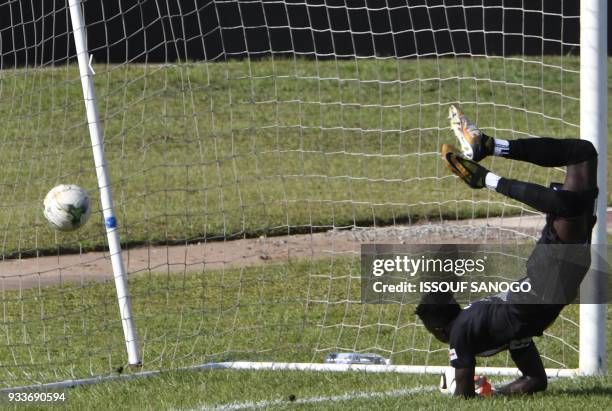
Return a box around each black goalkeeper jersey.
[448,297,534,369]
[448,197,596,369]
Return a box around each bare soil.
[1,211,609,291]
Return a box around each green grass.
[32,371,609,411]
[3,56,611,257]
[3,368,611,410]
[1,57,611,409]
[0,257,606,392]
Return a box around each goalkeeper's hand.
[439,368,493,397]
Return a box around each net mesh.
[0,0,583,386]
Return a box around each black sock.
[501,138,597,167]
[496,178,594,217]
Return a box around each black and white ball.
[43,184,91,231]
[439,367,457,395]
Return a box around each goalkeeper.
[416,105,598,397]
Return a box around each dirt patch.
[1,211,607,291]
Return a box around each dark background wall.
[0,0,607,68]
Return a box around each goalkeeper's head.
[415,293,461,343]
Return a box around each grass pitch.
[1,257,610,409]
[1,57,611,408]
[55,371,612,411]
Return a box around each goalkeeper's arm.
[496,342,548,395]
[453,367,476,398]
[451,343,547,397]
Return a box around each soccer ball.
[439,367,457,395]
[43,184,91,231]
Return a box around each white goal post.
[0,0,606,389]
[67,0,141,368]
[579,0,608,376]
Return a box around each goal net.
[0,0,604,387]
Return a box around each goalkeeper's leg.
[448,104,597,169]
[493,137,597,168]
[441,145,597,225]
[446,105,598,197]
[486,138,598,225]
